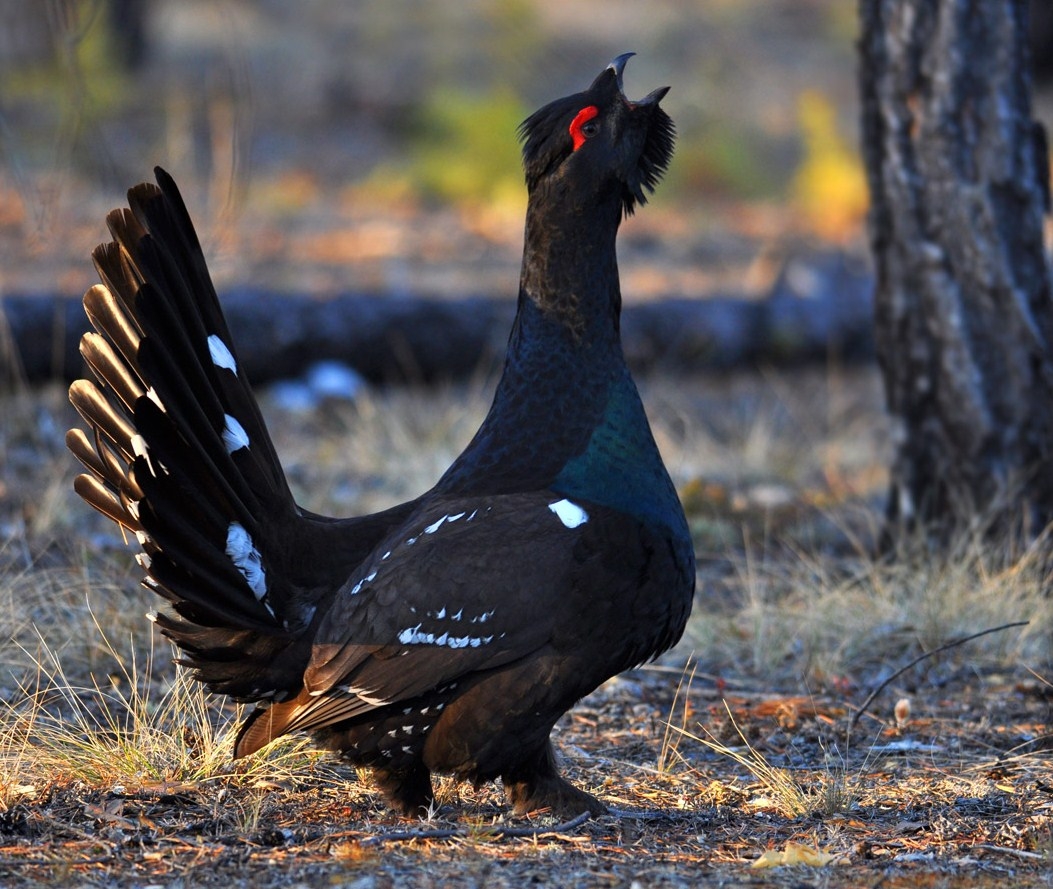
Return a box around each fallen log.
[1,252,873,387]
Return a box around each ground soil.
[0,659,1051,887]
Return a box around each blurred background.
[0,0,866,305]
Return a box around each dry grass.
[0,368,1051,887]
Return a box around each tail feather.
[70,168,413,703]
[130,397,259,521]
[79,332,144,414]
[72,471,136,531]
[82,284,143,376]
[68,169,318,700]
[93,226,144,309]
[69,379,138,464]
[130,171,287,486]
[67,428,116,487]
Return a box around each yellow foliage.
[791,91,869,241]
[751,841,845,869]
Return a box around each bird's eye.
[569,105,600,151]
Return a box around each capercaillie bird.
[67,53,696,819]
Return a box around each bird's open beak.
[608,52,670,106]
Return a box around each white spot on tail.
[225,521,267,600]
[208,335,237,375]
[146,387,166,412]
[548,498,589,529]
[222,414,249,453]
[130,434,157,476]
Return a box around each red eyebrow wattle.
[569,105,599,151]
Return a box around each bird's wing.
[233,490,672,755]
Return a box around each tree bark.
[859,0,1053,538]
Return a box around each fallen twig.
[357,811,593,847]
[847,620,1029,736]
[974,844,1047,861]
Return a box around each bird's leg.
[502,739,607,818]
[373,763,434,818]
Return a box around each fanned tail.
[69,169,325,701]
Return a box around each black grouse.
[67,53,696,819]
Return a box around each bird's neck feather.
[519,184,623,336]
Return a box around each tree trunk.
[859,0,1053,539]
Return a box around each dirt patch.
[1,666,1050,887]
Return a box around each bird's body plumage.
[68,54,695,818]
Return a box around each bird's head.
[519,53,675,217]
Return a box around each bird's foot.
[504,772,607,819]
[373,764,434,819]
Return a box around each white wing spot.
[208,335,238,375]
[225,521,267,600]
[222,414,250,453]
[350,570,377,596]
[423,511,468,535]
[342,684,389,706]
[146,387,166,412]
[548,498,589,529]
[398,623,426,644]
[397,623,494,648]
